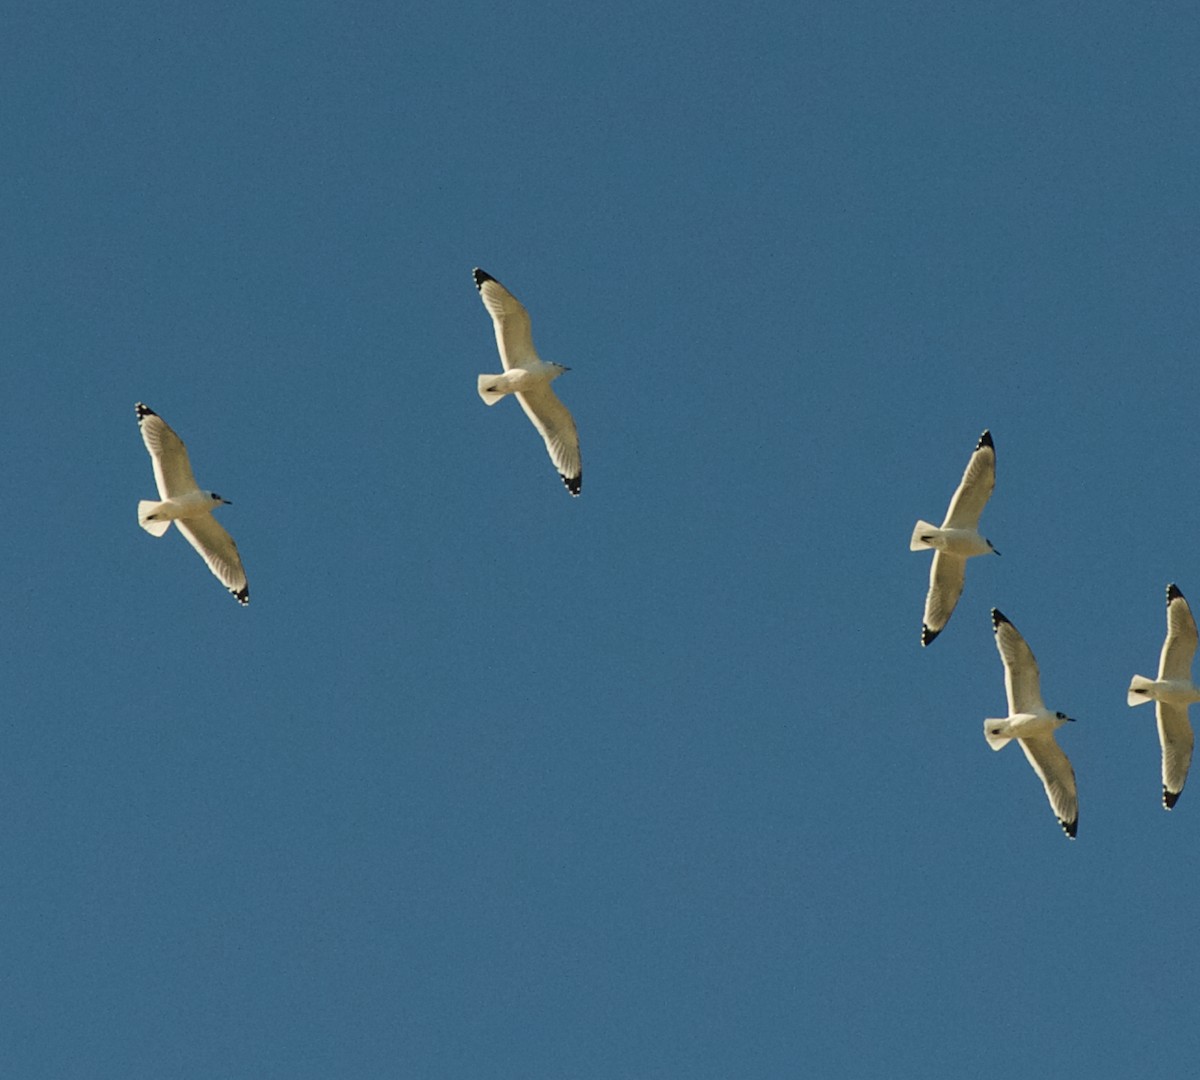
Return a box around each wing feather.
[137,403,199,498]
[516,383,582,496]
[1157,702,1194,808]
[992,610,1045,715]
[1019,733,1078,838]
[921,552,965,645]
[942,430,995,529]
[176,514,249,605]
[1159,585,1199,680]
[473,269,537,371]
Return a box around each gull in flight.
[985,609,1078,839]
[910,429,999,645]
[135,403,249,605]
[473,267,582,496]
[1128,583,1199,809]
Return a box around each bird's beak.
[223,499,233,506]
[1066,716,1077,722]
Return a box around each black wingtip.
[472,268,494,290]
[977,429,993,450]
[921,624,940,647]
[232,586,249,606]
[562,473,582,496]
[1167,583,1185,604]
[135,402,157,420]
[1061,818,1078,839]
[1164,786,1181,810]
[991,608,1009,629]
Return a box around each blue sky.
[5,1,1200,1076]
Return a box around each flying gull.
[910,429,999,645]
[473,268,582,496]
[985,609,1078,839]
[1128,583,1199,809]
[135,403,249,605]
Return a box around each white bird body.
[139,489,229,529]
[909,524,994,558]
[985,608,1078,839]
[477,359,568,403]
[1128,678,1200,707]
[472,268,582,496]
[135,403,249,606]
[1128,583,1198,808]
[984,710,1069,749]
[911,430,998,646]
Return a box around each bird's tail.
[984,719,1013,750]
[138,501,172,537]
[1127,675,1156,707]
[910,520,938,552]
[477,374,507,406]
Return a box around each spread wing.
[942,430,996,529]
[1019,733,1078,838]
[136,403,199,498]
[176,514,249,605]
[474,268,537,371]
[992,609,1044,715]
[516,383,582,496]
[1157,702,1195,809]
[921,552,966,646]
[1158,584,1199,680]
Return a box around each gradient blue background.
[5,2,1200,1076]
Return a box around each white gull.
[473,268,582,496]
[1128,583,1198,809]
[135,403,249,605]
[985,609,1078,839]
[910,429,998,645]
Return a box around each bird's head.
[209,492,232,506]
